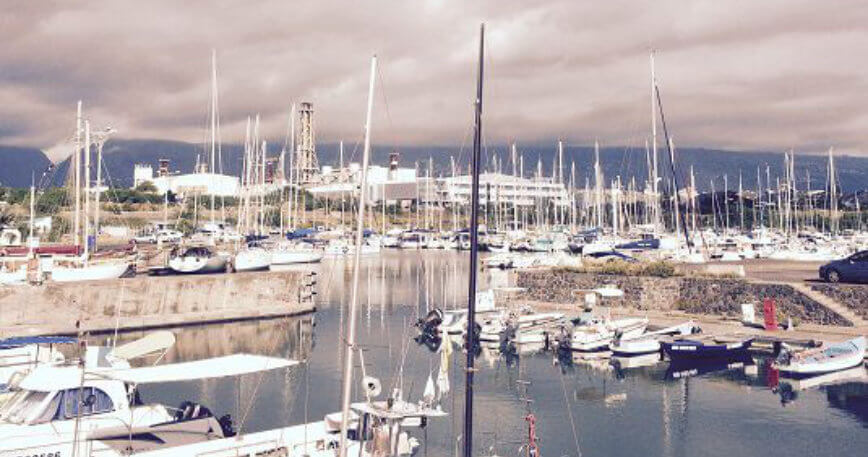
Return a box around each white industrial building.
[133,163,240,198]
[308,155,419,204]
[435,172,569,207]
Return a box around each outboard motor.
[218,414,236,437]
[413,332,442,352]
[415,309,443,334]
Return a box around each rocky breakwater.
[0,270,315,336]
[516,269,852,326]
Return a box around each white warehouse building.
[133,163,240,198]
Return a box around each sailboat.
[50,103,131,283]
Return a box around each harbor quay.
[0,269,315,337]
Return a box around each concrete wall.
[0,270,314,336]
[516,269,851,326]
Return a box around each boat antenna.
[653,82,692,252]
[464,22,484,457]
[338,54,377,457]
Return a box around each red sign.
[763,298,777,331]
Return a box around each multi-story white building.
[435,172,569,207]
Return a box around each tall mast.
[724,174,729,234]
[738,171,744,232]
[338,55,377,457]
[829,147,837,234]
[464,23,484,457]
[650,50,659,232]
[74,101,82,248]
[83,121,91,261]
[210,49,217,227]
[28,174,35,256]
[95,136,104,248]
[511,143,518,229]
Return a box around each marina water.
[99,251,867,457]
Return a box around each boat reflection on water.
[96,315,315,367]
[775,366,867,406]
[611,352,663,370]
[665,354,756,380]
[826,377,868,426]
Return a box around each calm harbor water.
[100,251,867,457]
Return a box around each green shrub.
[641,261,677,277]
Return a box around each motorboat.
[567,317,648,352]
[480,308,565,344]
[168,246,228,274]
[0,336,74,394]
[0,352,295,456]
[233,246,271,272]
[776,336,865,378]
[609,321,698,356]
[661,337,753,361]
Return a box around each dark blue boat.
[661,338,753,360]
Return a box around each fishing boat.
[661,336,753,360]
[776,336,865,378]
[168,246,228,274]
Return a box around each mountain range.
[1,140,866,194]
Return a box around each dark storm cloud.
[0,0,866,160]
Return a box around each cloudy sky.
[2,0,867,160]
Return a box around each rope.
[559,368,583,457]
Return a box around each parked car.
[820,250,868,283]
[132,232,157,244]
[156,229,183,244]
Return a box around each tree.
[134,181,159,193]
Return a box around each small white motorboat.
[570,317,648,352]
[777,336,866,378]
[610,321,698,356]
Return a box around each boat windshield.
[0,390,50,425]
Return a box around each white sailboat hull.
[270,249,324,265]
[234,249,271,272]
[51,261,129,282]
